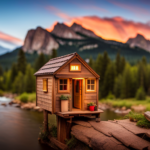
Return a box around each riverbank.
[99,97,150,114]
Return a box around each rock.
[73,121,91,128]
[121,106,126,111]
[71,22,98,38]
[131,105,146,112]
[110,119,150,138]
[127,34,150,52]
[114,109,131,115]
[23,27,59,55]
[89,121,150,149]
[51,23,83,39]
[144,111,150,122]
[21,102,36,110]
[33,106,40,111]
[1,103,7,106]
[71,125,128,150]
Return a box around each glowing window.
[70,64,81,71]
[43,79,48,92]
[86,79,96,92]
[58,79,70,93]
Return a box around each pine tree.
[114,75,123,98]
[17,49,26,74]
[24,65,35,93]
[12,72,24,94]
[102,63,116,97]
[121,65,133,98]
[95,54,103,76]
[115,53,121,75]
[51,49,57,58]
[142,56,147,65]
[35,53,46,71]
[0,65,3,76]
[10,63,18,83]
[120,57,126,74]
[89,57,94,69]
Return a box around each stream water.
[0,97,120,150]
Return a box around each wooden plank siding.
[54,78,72,113]
[36,75,53,112]
[57,58,95,78]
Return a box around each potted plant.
[60,95,70,112]
[87,102,95,111]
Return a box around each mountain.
[51,23,83,39]
[0,46,10,55]
[71,23,98,38]
[23,27,59,54]
[127,34,150,52]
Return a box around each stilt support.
[43,110,48,132]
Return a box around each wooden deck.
[55,109,103,118]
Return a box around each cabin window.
[43,79,48,92]
[58,79,70,93]
[86,79,96,92]
[70,63,81,71]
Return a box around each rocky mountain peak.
[23,26,59,54]
[71,22,98,38]
[127,34,150,52]
[51,23,83,39]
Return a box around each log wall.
[36,75,53,112]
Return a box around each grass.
[16,92,36,103]
[124,111,150,128]
[100,97,150,111]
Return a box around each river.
[0,97,121,150]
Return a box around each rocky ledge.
[71,119,150,150]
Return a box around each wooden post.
[43,110,48,132]
[96,113,101,122]
[57,116,72,143]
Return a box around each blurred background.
[0,0,150,149]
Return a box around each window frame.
[58,78,70,94]
[85,78,96,93]
[43,79,48,93]
[70,63,81,72]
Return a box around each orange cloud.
[46,6,150,43]
[0,31,23,45]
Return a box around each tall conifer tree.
[17,49,26,74]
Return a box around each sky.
[0,0,150,50]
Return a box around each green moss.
[124,111,150,128]
[66,135,77,149]
[50,125,57,138]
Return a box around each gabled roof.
[34,52,76,76]
[34,52,100,78]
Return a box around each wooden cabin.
[34,52,103,143]
[34,52,101,113]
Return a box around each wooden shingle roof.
[34,52,76,76]
[34,52,100,78]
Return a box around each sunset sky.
[0,0,150,50]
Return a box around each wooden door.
[74,80,82,109]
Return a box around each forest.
[0,49,149,101]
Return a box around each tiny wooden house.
[34,52,100,114]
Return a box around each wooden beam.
[96,78,99,111]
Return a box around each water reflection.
[0,97,122,150]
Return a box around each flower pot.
[89,106,95,111]
[61,100,68,112]
[94,105,97,111]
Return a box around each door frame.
[73,79,83,110]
